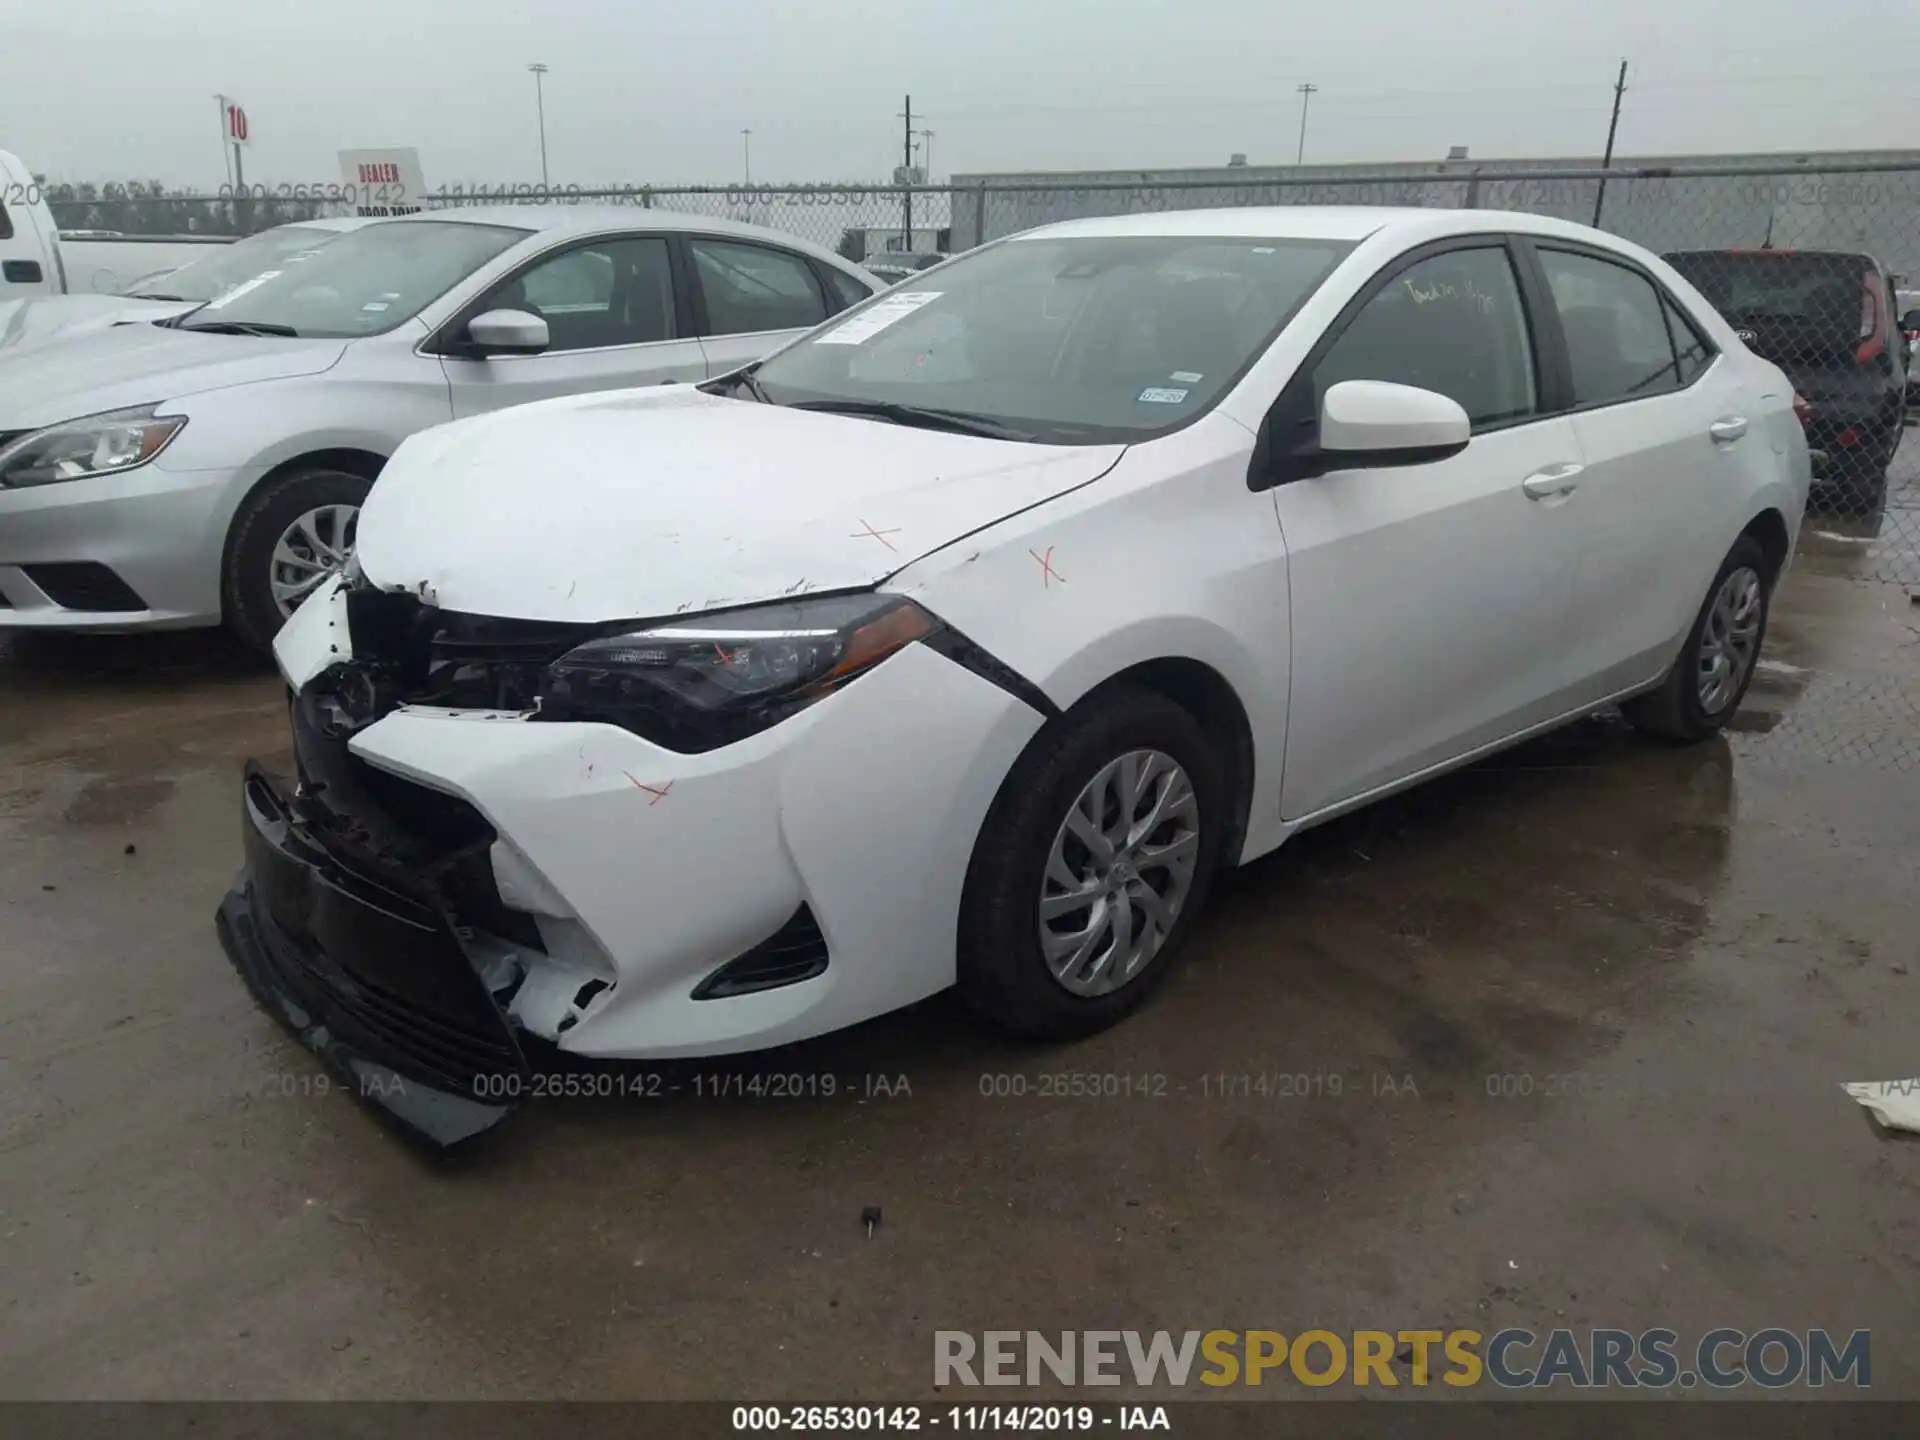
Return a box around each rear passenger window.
[691,239,829,336]
[1663,295,1713,385]
[820,266,872,314]
[1539,249,1685,405]
[1312,246,1537,429]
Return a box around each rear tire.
[957,686,1227,1040]
[223,467,371,654]
[1622,534,1773,743]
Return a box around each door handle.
[1521,462,1584,500]
[1709,416,1749,444]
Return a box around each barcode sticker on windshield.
[202,270,283,310]
[815,290,942,346]
[1138,386,1190,404]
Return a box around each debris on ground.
[1842,1081,1920,1134]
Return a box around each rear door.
[1525,242,1747,703]
[1270,239,1584,820]
[436,232,708,419]
[686,236,851,375]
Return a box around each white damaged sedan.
[220,206,1809,1145]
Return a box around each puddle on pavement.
[60,775,178,826]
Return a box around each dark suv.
[1665,248,1907,512]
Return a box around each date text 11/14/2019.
[467,1070,913,1102]
[730,1405,1170,1432]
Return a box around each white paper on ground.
[1842,1080,1920,1133]
[814,290,942,345]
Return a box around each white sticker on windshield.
[815,290,942,346]
[1252,247,1276,254]
[202,270,283,309]
[360,301,391,312]
[1138,386,1190,404]
[1169,371,1204,384]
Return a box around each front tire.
[957,687,1227,1039]
[223,468,371,654]
[1622,534,1773,743]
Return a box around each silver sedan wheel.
[1696,565,1763,715]
[1038,748,1201,997]
[269,504,358,617]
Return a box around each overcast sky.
[7,0,1918,188]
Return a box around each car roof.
[297,215,384,233]
[401,205,868,271]
[1011,205,1666,251]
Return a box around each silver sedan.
[0,207,882,649]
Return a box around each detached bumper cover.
[216,762,528,1147]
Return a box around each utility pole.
[214,94,232,189]
[917,127,936,183]
[899,95,914,250]
[1592,60,1628,227]
[742,128,753,184]
[1295,83,1318,165]
[528,63,550,190]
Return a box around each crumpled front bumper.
[216,761,529,1147]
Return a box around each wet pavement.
[2,483,1918,1402]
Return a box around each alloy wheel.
[1038,748,1202,997]
[269,504,359,617]
[1696,564,1763,715]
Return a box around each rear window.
[1665,251,1872,346]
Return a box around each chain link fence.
[46,162,1920,583]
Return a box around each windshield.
[180,220,528,338]
[125,226,346,302]
[749,235,1353,443]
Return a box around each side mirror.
[1318,380,1471,466]
[465,308,550,356]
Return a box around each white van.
[0,150,67,298]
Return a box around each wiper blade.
[710,364,773,404]
[130,292,185,302]
[787,399,1032,441]
[176,320,299,337]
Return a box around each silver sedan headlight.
[0,406,187,488]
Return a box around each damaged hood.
[355,386,1125,621]
[0,294,192,357]
[0,322,347,430]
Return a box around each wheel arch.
[218,448,388,589]
[217,447,388,628]
[1087,657,1259,868]
[1739,506,1791,581]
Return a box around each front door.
[440,234,708,419]
[1271,241,1583,820]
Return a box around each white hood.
[356,386,1124,622]
[0,294,192,355]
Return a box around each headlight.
[536,593,938,752]
[0,406,186,488]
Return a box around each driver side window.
[476,236,675,353]
[1313,246,1539,430]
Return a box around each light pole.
[1296,82,1318,165]
[528,63,550,190]
[742,128,753,184]
[917,128,935,183]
